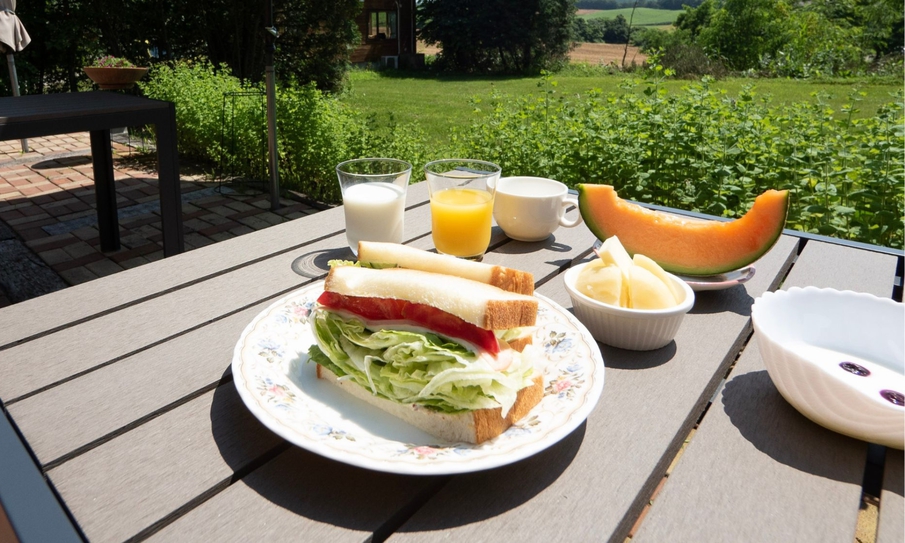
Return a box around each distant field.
[579,8,681,25]
[418,42,648,66]
[344,70,902,148]
[570,43,647,66]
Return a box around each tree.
[697,0,790,70]
[6,0,360,95]
[419,0,576,73]
[674,0,714,40]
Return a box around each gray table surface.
[0,180,902,543]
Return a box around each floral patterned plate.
[232,281,605,475]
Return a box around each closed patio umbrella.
[0,0,30,152]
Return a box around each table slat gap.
[124,441,293,543]
[0,233,342,355]
[42,378,225,471]
[370,477,452,543]
[612,316,758,542]
[3,276,322,406]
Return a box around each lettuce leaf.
[308,309,536,415]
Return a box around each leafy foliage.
[90,56,135,68]
[3,0,360,97]
[140,61,429,204]
[418,0,576,73]
[572,15,634,44]
[697,0,790,71]
[449,73,905,248]
[638,0,903,78]
[141,62,903,248]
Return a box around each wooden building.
[351,0,424,68]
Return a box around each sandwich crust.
[316,365,544,444]
[357,241,534,295]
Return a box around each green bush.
[141,61,429,204]
[142,62,904,249]
[451,73,905,248]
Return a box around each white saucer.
[676,267,756,291]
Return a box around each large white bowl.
[751,287,905,449]
[563,262,695,351]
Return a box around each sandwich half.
[357,241,535,295]
[308,264,543,444]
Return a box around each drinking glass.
[336,158,412,256]
[424,158,501,261]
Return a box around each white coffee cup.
[493,176,583,242]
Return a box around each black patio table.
[0,181,901,542]
[0,91,183,256]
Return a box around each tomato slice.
[317,292,500,354]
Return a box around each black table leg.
[90,129,119,252]
[156,104,184,256]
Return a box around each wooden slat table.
[0,92,183,256]
[0,181,902,543]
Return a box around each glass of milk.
[336,158,412,256]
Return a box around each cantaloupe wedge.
[578,185,789,276]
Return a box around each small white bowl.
[752,287,905,449]
[563,262,695,351]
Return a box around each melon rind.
[577,185,789,276]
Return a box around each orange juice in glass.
[425,159,501,261]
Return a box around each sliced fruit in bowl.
[565,236,694,351]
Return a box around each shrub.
[450,73,905,248]
[655,45,727,79]
[140,61,429,205]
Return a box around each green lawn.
[342,69,904,148]
[580,8,682,25]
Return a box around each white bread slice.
[324,266,537,330]
[317,365,544,444]
[357,241,534,295]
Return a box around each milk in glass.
[342,182,406,254]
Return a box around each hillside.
[578,8,681,26]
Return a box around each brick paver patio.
[0,132,324,307]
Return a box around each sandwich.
[356,241,534,295]
[307,261,543,444]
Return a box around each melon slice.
[633,253,686,304]
[578,185,789,276]
[629,265,678,310]
[575,260,625,306]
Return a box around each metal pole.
[6,53,28,152]
[264,0,280,211]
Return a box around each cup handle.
[559,196,583,228]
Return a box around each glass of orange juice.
[425,159,501,261]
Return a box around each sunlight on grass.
[342,69,904,148]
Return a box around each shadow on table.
[689,286,755,317]
[721,370,866,484]
[291,247,354,278]
[209,371,584,532]
[601,342,677,370]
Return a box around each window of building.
[369,11,396,40]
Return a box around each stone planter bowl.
[83,67,149,90]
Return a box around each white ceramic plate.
[676,267,756,291]
[232,282,605,475]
